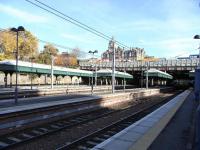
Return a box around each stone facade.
[102,40,145,62]
[124,47,145,61]
[0,72,82,87]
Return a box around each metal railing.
[79,58,199,71]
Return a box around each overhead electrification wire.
[34,0,112,40]
[33,0,129,49]
[27,0,129,48]
[0,28,73,50]
[25,0,130,49]
[25,0,110,41]
[0,28,100,57]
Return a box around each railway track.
[0,102,139,149]
[0,108,110,149]
[0,88,159,135]
[0,86,136,100]
[0,93,177,150]
[57,93,178,150]
[0,88,144,120]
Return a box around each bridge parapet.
[80,58,199,71]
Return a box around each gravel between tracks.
[10,93,175,150]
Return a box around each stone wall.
[0,72,83,86]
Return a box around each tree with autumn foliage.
[37,44,58,65]
[0,29,38,61]
[54,54,63,66]
[0,28,85,69]
[54,52,77,68]
[69,47,82,67]
[53,47,83,68]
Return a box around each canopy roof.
[97,69,133,79]
[0,60,92,77]
[0,60,134,79]
[144,69,173,79]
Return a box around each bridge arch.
[72,76,79,85]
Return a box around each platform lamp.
[111,38,116,94]
[123,59,128,91]
[146,61,149,89]
[194,35,200,68]
[88,50,98,95]
[50,55,54,89]
[30,56,35,90]
[11,26,25,104]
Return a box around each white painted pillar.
[151,78,154,86]
[158,79,160,85]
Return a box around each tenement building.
[102,40,145,62]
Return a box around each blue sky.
[0,0,200,58]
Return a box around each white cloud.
[0,3,48,23]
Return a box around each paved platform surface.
[0,88,149,109]
[0,88,159,118]
[0,94,101,115]
[92,90,191,150]
[148,91,198,150]
[0,95,93,108]
[0,85,134,93]
[0,85,90,93]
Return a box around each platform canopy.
[96,69,133,79]
[144,69,173,79]
[0,60,93,77]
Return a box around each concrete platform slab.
[95,138,134,150]
[92,89,191,150]
[0,88,160,116]
[148,91,197,150]
[115,131,141,142]
[0,95,100,115]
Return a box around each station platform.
[0,85,138,100]
[0,88,152,115]
[0,88,163,133]
[148,90,197,150]
[0,94,100,115]
[0,95,93,108]
[92,89,197,150]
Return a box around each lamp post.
[194,35,200,68]
[95,64,97,86]
[146,61,149,89]
[11,26,25,104]
[141,60,143,88]
[51,55,54,89]
[88,50,98,94]
[30,56,35,90]
[123,59,128,91]
[111,38,116,93]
